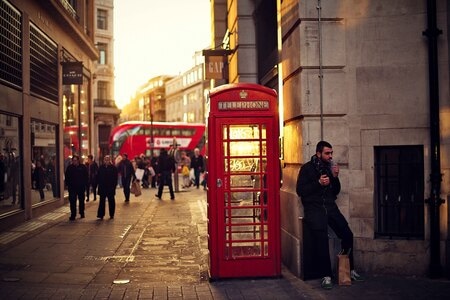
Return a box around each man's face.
[72,157,79,166]
[104,156,111,165]
[318,146,333,163]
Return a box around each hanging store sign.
[62,61,83,85]
[202,49,232,80]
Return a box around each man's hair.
[88,154,93,159]
[316,140,333,153]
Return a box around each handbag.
[130,181,136,194]
[133,180,142,197]
[337,250,352,286]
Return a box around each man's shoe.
[321,276,333,290]
[69,217,75,221]
[350,270,364,281]
[80,215,85,219]
[155,194,161,200]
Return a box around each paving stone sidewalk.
[0,184,449,299]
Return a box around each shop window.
[374,145,424,239]
[63,76,90,178]
[0,113,22,215]
[31,120,59,204]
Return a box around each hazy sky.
[114,0,211,108]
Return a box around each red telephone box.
[207,83,281,279]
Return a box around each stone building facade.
[0,0,97,230]
[211,0,450,277]
[92,0,120,161]
[165,55,210,124]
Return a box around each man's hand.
[319,174,330,186]
[331,163,339,177]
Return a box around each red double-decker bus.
[109,121,206,159]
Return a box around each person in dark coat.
[97,155,118,219]
[296,140,363,290]
[65,155,88,220]
[85,154,99,202]
[190,147,204,189]
[155,148,175,200]
[117,153,134,202]
[32,160,45,201]
[47,156,58,198]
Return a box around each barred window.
[97,9,107,30]
[97,80,108,99]
[0,0,22,88]
[30,23,58,102]
[97,43,107,65]
[374,146,424,239]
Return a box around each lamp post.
[150,94,154,155]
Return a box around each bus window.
[172,129,181,136]
[162,129,171,136]
[181,129,193,136]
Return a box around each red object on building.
[207,83,281,279]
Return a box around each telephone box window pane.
[261,126,266,139]
[230,175,254,187]
[223,142,228,157]
[229,192,253,204]
[229,125,261,139]
[225,242,262,258]
[229,141,260,156]
[227,208,258,223]
[222,126,228,139]
[229,158,257,172]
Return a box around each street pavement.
[0,182,450,299]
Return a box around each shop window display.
[0,113,22,215]
[31,120,58,205]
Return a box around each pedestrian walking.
[97,155,118,219]
[85,154,99,202]
[32,160,45,201]
[180,151,191,188]
[117,153,134,202]
[150,152,159,188]
[190,147,204,189]
[64,155,88,220]
[47,156,58,198]
[155,148,175,200]
[296,140,364,289]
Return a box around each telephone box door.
[208,84,280,279]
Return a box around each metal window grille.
[30,23,58,102]
[374,145,424,239]
[0,0,22,88]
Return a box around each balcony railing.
[59,0,78,21]
[94,98,118,108]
